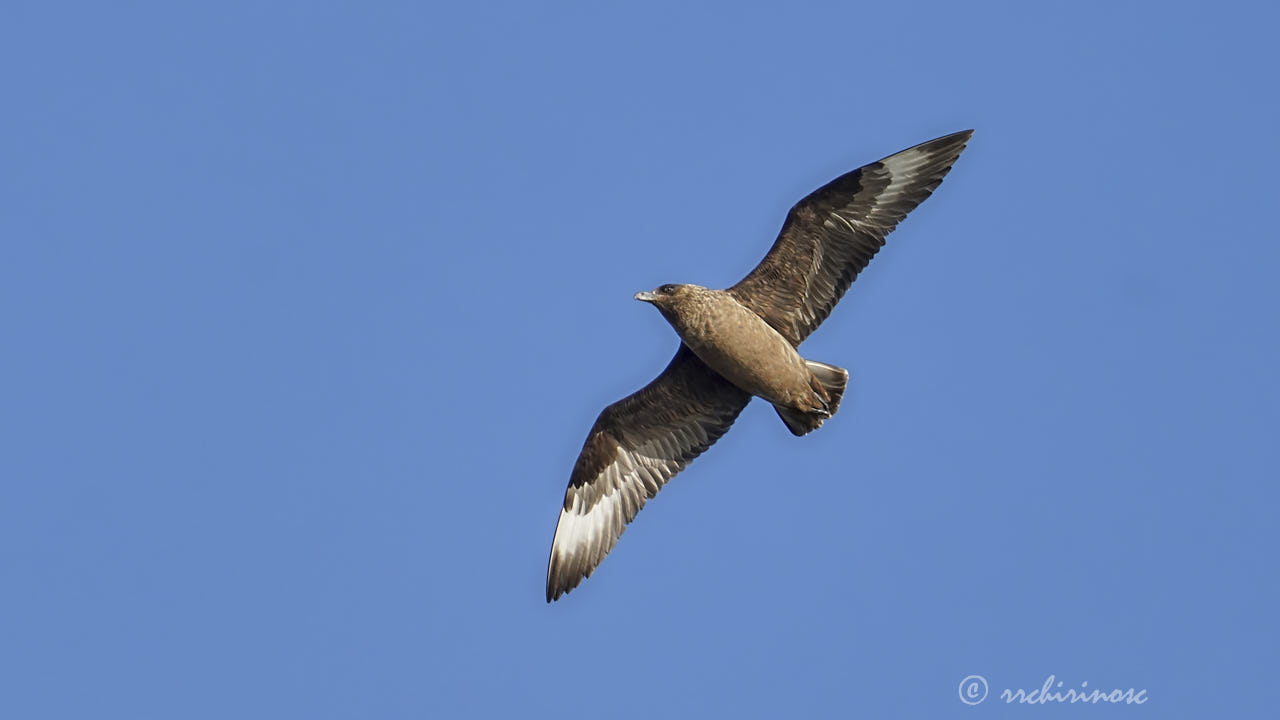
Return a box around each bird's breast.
[673,294,812,405]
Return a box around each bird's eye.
[659,284,677,294]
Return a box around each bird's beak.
[634,291,658,303]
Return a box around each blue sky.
[2,1,1277,717]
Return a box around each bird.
[545,130,973,601]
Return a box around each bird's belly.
[679,310,811,406]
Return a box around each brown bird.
[546,130,973,601]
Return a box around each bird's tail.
[774,360,849,436]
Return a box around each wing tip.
[545,561,558,602]
[879,129,974,188]
[545,555,588,602]
[934,128,974,144]
[544,502,607,603]
[545,531,576,603]
[910,128,974,160]
[545,578,565,603]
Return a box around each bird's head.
[634,283,700,310]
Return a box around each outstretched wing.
[546,345,751,601]
[729,130,973,346]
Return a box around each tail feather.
[774,360,849,436]
[806,360,848,415]
[775,405,826,436]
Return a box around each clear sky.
[2,1,1277,718]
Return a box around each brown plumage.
[546,130,973,601]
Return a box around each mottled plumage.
[547,130,973,601]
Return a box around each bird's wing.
[547,345,751,601]
[728,130,972,346]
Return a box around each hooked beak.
[634,291,658,303]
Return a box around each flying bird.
[546,130,973,601]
